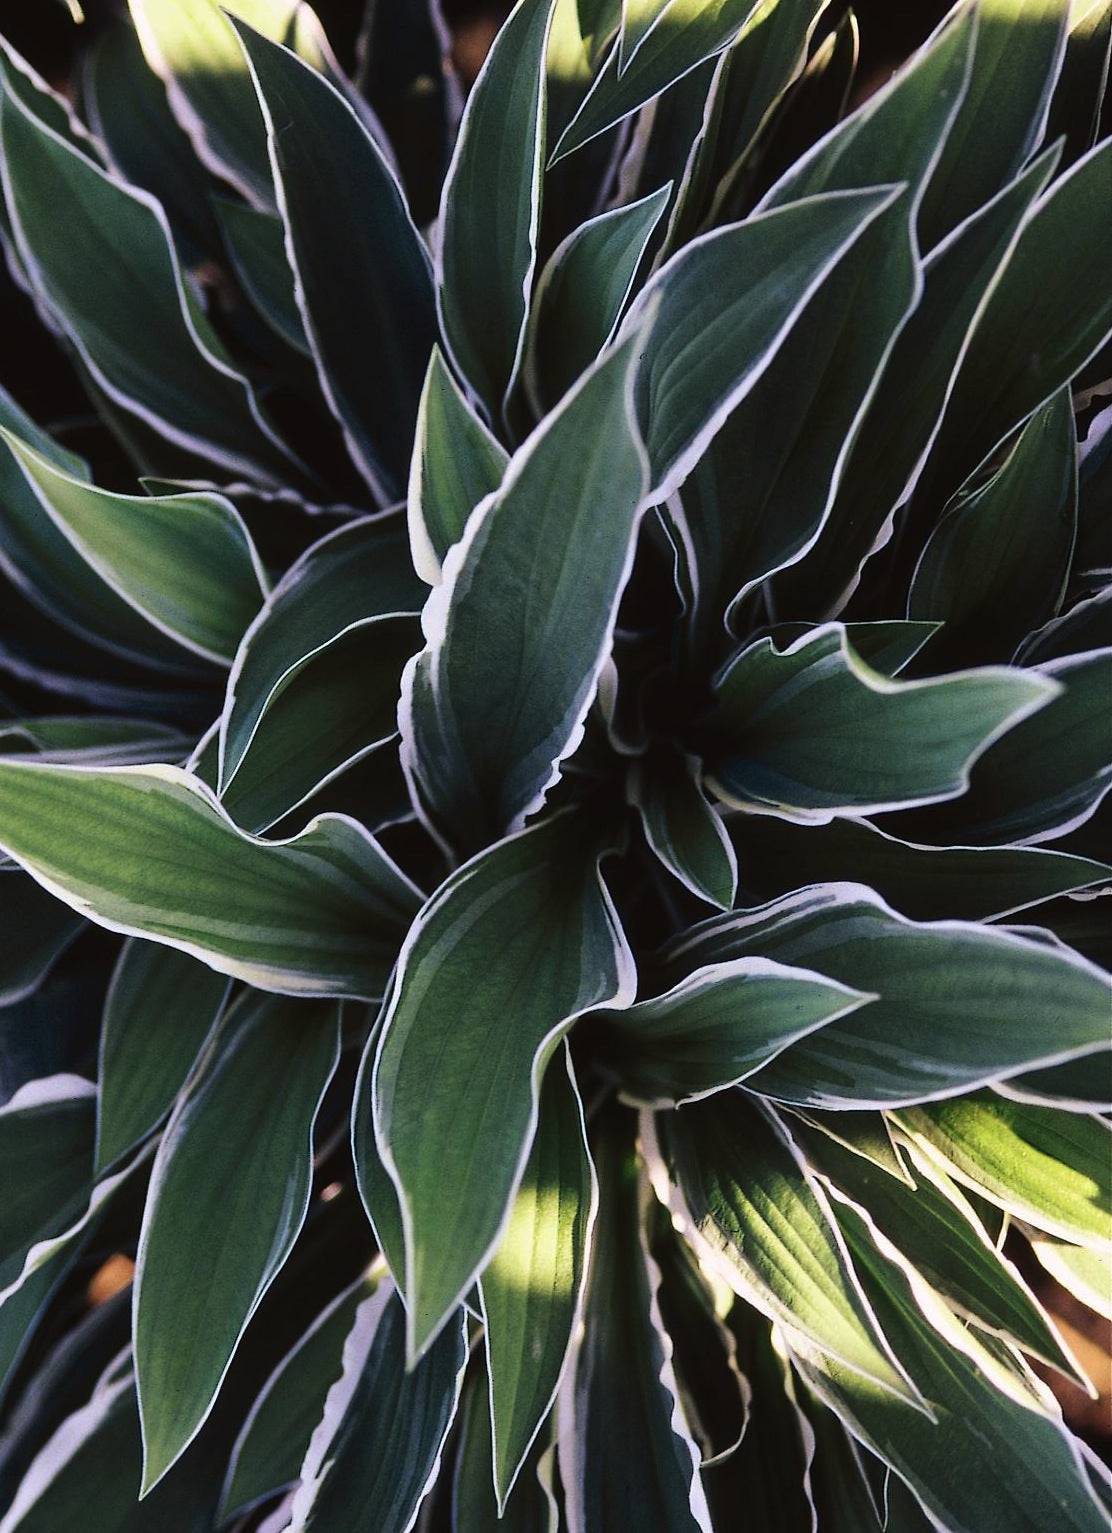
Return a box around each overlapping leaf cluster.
[0,0,1109,1528]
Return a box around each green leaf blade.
[134,991,341,1489]
[369,814,633,1360]
[0,761,420,997]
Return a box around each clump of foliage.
[0,0,1109,1528]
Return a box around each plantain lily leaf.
[83,22,222,264]
[95,940,229,1172]
[0,1367,221,1533]
[704,1301,817,1530]
[666,884,1112,1106]
[918,0,1069,249]
[0,872,83,1007]
[0,1077,95,1287]
[213,198,308,353]
[0,86,300,487]
[221,1273,375,1520]
[706,623,1053,820]
[794,1201,1109,1533]
[0,434,214,675]
[526,183,672,413]
[909,387,1078,665]
[1,433,268,665]
[234,21,438,503]
[453,1370,557,1532]
[282,1279,466,1533]
[785,145,1059,619]
[551,0,764,162]
[649,1094,913,1400]
[557,1111,713,1532]
[134,991,340,1489]
[0,381,86,480]
[590,956,869,1106]
[623,182,898,499]
[0,761,421,997]
[437,0,555,416]
[0,715,192,767]
[407,347,508,586]
[927,135,1112,493]
[368,812,634,1360]
[1000,1048,1112,1114]
[632,747,737,909]
[1047,0,1112,161]
[219,615,420,833]
[401,335,648,850]
[219,512,423,790]
[127,0,329,207]
[808,1129,1085,1382]
[480,1045,596,1508]
[911,647,1112,846]
[728,813,1112,922]
[893,1094,1111,1249]
[1029,1236,1112,1322]
[669,0,823,245]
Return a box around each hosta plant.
[0,0,1110,1528]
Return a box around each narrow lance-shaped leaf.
[219,512,424,791]
[0,1077,95,1287]
[0,433,213,675]
[234,21,438,503]
[0,1367,222,1533]
[587,955,869,1106]
[557,1110,713,1532]
[907,647,1112,847]
[551,0,765,162]
[727,813,1112,923]
[219,615,420,835]
[368,812,635,1360]
[84,21,223,262]
[632,747,738,910]
[95,941,229,1172]
[909,387,1078,666]
[0,379,87,479]
[437,0,555,416]
[805,1127,1085,1382]
[622,183,898,499]
[1,433,269,665]
[0,871,83,1008]
[706,623,1054,821]
[793,1200,1109,1533]
[666,884,1112,1106]
[213,198,308,353]
[918,0,1069,249]
[134,992,341,1490]
[647,1094,913,1399]
[480,1045,597,1508]
[778,145,1059,620]
[453,1369,558,1533]
[893,1095,1111,1249]
[401,334,648,852]
[127,0,327,207]
[407,347,509,587]
[704,1300,818,1531]
[220,1274,375,1521]
[0,761,421,998]
[525,183,672,414]
[927,134,1112,493]
[283,1280,467,1533]
[670,0,822,244]
[0,84,299,486]
[681,14,978,638]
